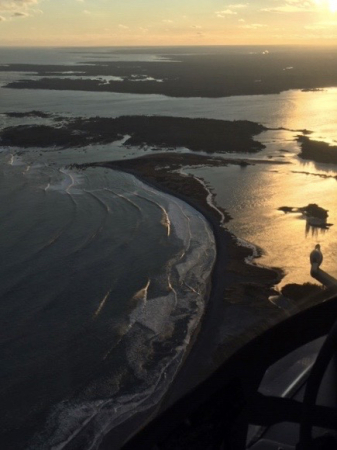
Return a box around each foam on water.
[48,168,85,194]
[236,236,261,262]
[19,167,216,450]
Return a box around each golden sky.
[0,0,337,46]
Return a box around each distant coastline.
[3,75,334,99]
[3,47,337,98]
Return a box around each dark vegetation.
[279,203,328,219]
[298,135,337,164]
[281,283,325,301]
[0,116,265,153]
[300,203,328,220]
[4,47,337,98]
[4,111,51,119]
[1,125,79,147]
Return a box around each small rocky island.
[279,203,332,228]
[298,135,337,165]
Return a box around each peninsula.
[0,115,266,153]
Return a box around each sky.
[0,0,337,46]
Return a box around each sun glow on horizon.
[315,0,337,12]
[330,0,337,12]
[2,0,337,46]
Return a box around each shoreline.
[3,80,337,99]
[83,155,285,448]
[298,135,337,165]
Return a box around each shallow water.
[0,154,215,449]
[190,161,337,287]
[1,79,337,143]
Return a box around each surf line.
[236,236,274,274]
[132,279,151,302]
[104,188,142,213]
[59,168,77,194]
[134,192,171,237]
[94,288,113,318]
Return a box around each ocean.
[0,46,337,449]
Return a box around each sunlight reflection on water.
[1,86,337,143]
[189,161,337,289]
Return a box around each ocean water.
[0,154,215,449]
[1,47,337,448]
[188,161,337,289]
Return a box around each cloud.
[118,24,129,29]
[229,3,248,8]
[304,23,327,29]
[0,0,41,10]
[162,19,173,23]
[13,11,28,16]
[0,14,5,20]
[216,9,237,17]
[191,25,202,28]
[262,1,317,13]
[0,0,42,20]
[240,23,267,29]
[216,3,248,17]
[305,20,337,29]
[83,9,91,14]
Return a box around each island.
[279,203,332,229]
[298,135,337,165]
